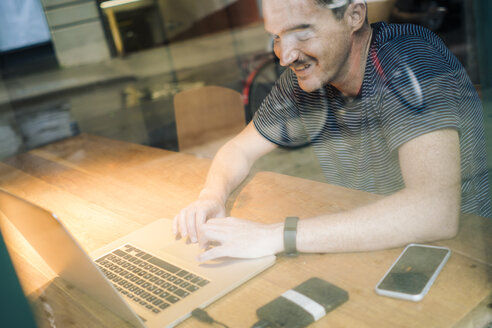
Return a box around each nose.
[274,39,300,67]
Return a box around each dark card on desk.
[256,277,348,328]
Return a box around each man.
[173,0,490,261]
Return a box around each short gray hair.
[313,0,352,20]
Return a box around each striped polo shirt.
[253,22,491,218]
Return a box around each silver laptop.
[0,189,276,327]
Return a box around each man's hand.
[173,193,226,243]
[197,217,284,262]
[173,123,277,245]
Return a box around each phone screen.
[377,245,450,296]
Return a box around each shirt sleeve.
[378,35,461,153]
[253,69,310,147]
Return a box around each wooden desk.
[0,134,490,327]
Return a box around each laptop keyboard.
[95,244,210,315]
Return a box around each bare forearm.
[201,139,254,204]
[201,123,277,204]
[296,187,460,253]
[196,126,462,261]
[294,129,461,254]
[198,185,461,261]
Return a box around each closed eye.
[295,30,314,41]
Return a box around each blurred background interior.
[0,0,491,194]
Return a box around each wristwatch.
[284,216,299,256]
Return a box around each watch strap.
[284,216,299,256]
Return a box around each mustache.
[288,55,315,69]
[289,60,311,70]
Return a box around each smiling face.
[263,0,355,92]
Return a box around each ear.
[346,1,367,31]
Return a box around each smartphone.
[375,244,451,302]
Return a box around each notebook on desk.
[0,189,276,327]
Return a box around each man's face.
[263,0,353,92]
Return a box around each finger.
[197,225,215,247]
[187,209,203,243]
[172,214,179,235]
[178,210,189,238]
[197,222,209,249]
[193,210,207,244]
[197,246,229,262]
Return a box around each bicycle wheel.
[244,57,285,122]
